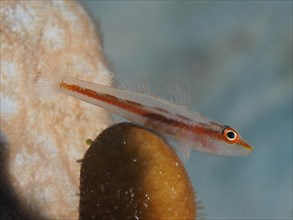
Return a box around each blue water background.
[80,1,292,219]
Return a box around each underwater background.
[80,1,292,219]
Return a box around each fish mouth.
[238,138,254,153]
[243,145,254,155]
[246,145,254,151]
[240,142,254,153]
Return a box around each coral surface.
[0,0,111,218]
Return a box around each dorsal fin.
[159,77,191,108]
[111,65,191,110]
[111,66,151,95]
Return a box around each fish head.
[192,124,253,156]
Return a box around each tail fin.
[30,56,66,96]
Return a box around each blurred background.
[80,1,292,219]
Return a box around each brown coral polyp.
[79,123,196,219]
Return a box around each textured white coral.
[0,0,112,219]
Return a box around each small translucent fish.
[34,71,253,159]
[0,21,253,160]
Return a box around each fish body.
[1,22,253,158]
[43,74,253,158]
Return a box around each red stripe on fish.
[60,82,148,115]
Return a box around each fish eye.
[222,127,239,144]
[226,130,236,140]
